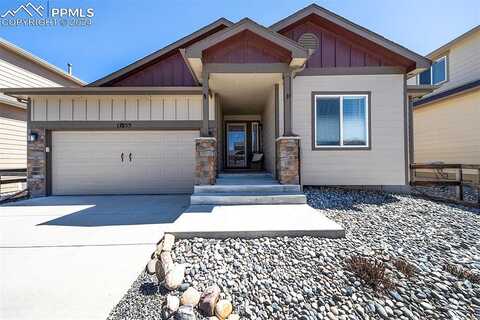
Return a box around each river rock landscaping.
[107,187,480,320]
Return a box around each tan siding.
[0,116,26,176]
[414,89,480,164]
[31,95,207,122]
[262,86,276,175]
[293,74,406,186]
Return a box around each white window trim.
[417,55,448,85]
[314,94,369,149]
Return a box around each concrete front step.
[218,172,273,178]
[194,184,300,193]
[190,192,307,205]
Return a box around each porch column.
[201,70,209,137]
[283,72,293,136]
[195,137,217,185]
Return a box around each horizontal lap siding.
[30,95,212,121]
[293,74,406,186]
[0,116,26,194]
[414,89,480,164]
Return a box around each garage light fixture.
[29,132,38,142]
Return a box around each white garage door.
[51,130,199,195]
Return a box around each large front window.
[314,94,369,148]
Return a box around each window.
[418,56,448,85]
[314,94,369,148]
[251,122,260,153]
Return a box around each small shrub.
[445,263,480,284]
[345,256,394,292]
[393,258,416,278]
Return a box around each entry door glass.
[227,123,247,168]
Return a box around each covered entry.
[51,130,199,195]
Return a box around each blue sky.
[0,0,478,83]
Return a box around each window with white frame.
[418,56,448,85]
[313,94,369,148]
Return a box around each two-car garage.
[51,130,199,195]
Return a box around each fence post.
[456,167,464,201]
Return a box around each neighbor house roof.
[269,4,430,72]
[0,37,85,86]
[88,18,233,87]
[426,25,480,58]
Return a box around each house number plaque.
[116,122,132,129]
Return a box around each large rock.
[215,300,233,320]
[181,287,201,306]
[199,285,221,316]
[163,234,175,251]
[165,264,185,290]
[145,258,157,275]
[156,251,174,282]
[166,295,180,312]
[175,305,196,320]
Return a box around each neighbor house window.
[314,94,369,148]
[418,56,448,85]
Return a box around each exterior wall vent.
[298,33,319,50]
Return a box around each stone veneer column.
[195,137,217,185]
[276,136,300,185]
[27,128,47,197]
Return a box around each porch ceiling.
[210,73,281,115]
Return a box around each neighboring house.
[2,4,430,197]
[410,26,480,169]
[0,38,84,194]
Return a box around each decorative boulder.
[156,251,174,282]
[199,285,221,316]
[175,305,196,320]
[181,287,201,306]
[145,258,158,275]
[165,264,185,290]
[227,315,240,320]
[163,234,175,251]
[215,300,233,320]
[166,294,180,312]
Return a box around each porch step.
[194,184,301,193]
[190,192,307,205]
[218,172,273,179]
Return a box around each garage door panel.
[52,131,199,195]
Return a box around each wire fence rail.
[0,168,27,203]
[410,163,480,206]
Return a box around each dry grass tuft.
[445,263,480,284]
[345,256,394,292]
[393,258,416,278]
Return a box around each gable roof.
[426,25,480,58]
[270,4,430,71]
[0,37,85,86]
[185,18,309,59]
[89,18,233,87]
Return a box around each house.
[2,4,431,197]
[0,38,84,195]
[410,26,480,174]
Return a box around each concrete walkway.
[167,204,344,238]
[0,195,189,320]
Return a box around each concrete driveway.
[0,195,190,320]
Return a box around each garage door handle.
[121,153,124,162]
[129,153,132,162]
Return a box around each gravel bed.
[108,188,480,320]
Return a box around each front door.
[226,123,247,168]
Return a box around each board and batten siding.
[414,89,480,165]
[30,95,215,121]
[293,74,406,186]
